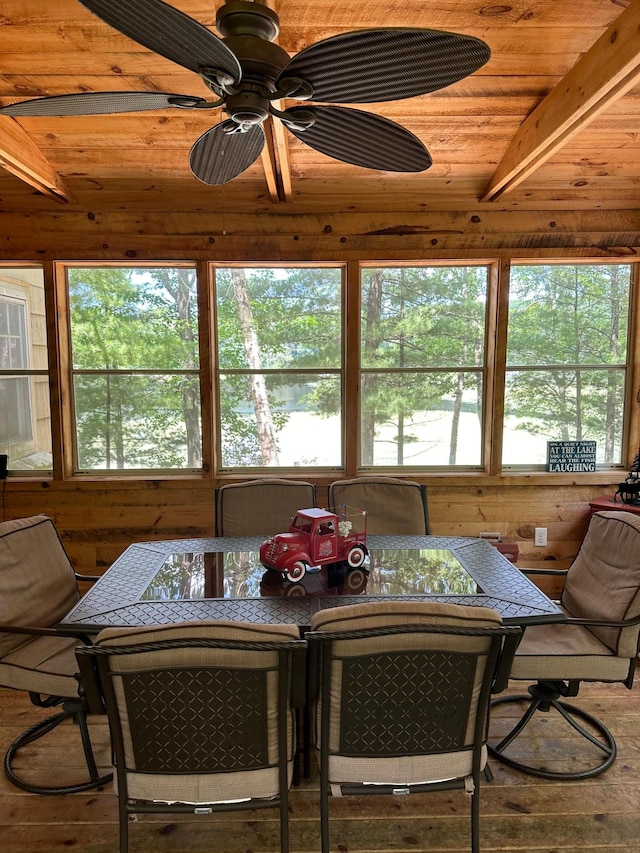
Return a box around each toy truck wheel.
[286,561,307,583]
[347,546,366,568]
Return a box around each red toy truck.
[259,505,368,583]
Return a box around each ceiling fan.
[0,0,491,185]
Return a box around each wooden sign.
[546,440,596,472]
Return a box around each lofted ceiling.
[1,0,640,218]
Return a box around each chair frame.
[307,622,520,853]
[489,565,640,780]
[78,634,307,853]
[0,573,113,795]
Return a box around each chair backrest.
[78,621,306,805]
[328,476,430,534]
[215,478,317,536]
[308,601,518,786]
[0,515,80,657]
[562,510,640,657]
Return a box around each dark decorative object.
[614,448,640,506]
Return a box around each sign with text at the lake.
[546,441,596,473]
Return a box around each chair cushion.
[0,634,82,696]
[216,479,316,536]
[311,601,502,785]
[95,621,301,804]
[0,516,80,657]
[327,746,487,788]
[328,477,428,534]
[508,604,633,682]
[562,511,640,656]
[311,600,502,633]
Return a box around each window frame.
[33,255,638,482]
[501,259,636,471]
[0,265,52,473]
[62,262,203,475]
[356,260,497,472]
[211,262,346,473]
[0,294,33,444]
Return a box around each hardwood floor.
[1,676,639,853]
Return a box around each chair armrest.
[562,613,640,629]
[518,567,569,577]
[0,622,94,646]
[291,644,308,710]
[75,572,100,584]
[491,628,522,694]
[74,648,107,714]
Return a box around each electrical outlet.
[534,527,547,547]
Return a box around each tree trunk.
[361,270,384,465]
[231,269,279,465]
[604,267,621,461]
[450,371,464,464]
[159,269,202,467]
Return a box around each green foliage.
[361,266,487,464]
[215,267,342,466]
[506,264,630,462]
[67,261,632,471]
[69,267,200,469]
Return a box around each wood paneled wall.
[2,205,639,598]
[2,474,626,599]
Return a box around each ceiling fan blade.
[80,0,241,82]
[281,106,432,172]
[277,28,489,104]
[189,122,265,185]
[0,92,209,117]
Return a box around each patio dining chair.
[0,514,112,794]
[488,510,640,779]
[307,600,520,853]
[215,478,317,536]
[328,476,430,534]
[77,620,307,853]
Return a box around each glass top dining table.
[61,533,564,632]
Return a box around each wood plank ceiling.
[0,0,639,218]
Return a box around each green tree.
[360,266,487,465]
[215,267,341,467]
[506,264,629,463]
[69,266,200,469]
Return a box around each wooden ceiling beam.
[0,116,70,203]
[481,0,640,203]
[272,114,292,202]
[260,109,293,203]
[260,118,281,203]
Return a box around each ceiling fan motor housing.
[225,86,271,125]
[215,1,291,125]
[216,0,280,42]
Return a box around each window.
[68,266,201,471]
[0,299,30,443]
[0,267,52,471]
[23,257,636,480]
[503,263,632,466]
[214,266,343,469]
[360,265,490,467]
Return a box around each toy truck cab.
[259,505,367,583]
